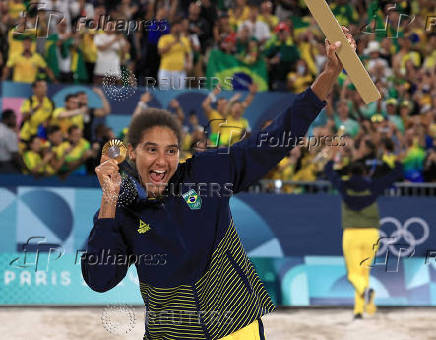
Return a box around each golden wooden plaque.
[304,0,381,104]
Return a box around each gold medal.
[102,139,127,164]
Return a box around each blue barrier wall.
[1,81,302,136]
[1,178,435,306]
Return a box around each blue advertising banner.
[2,253,143,305]
[233,194,436,258]
[1,185,436,306]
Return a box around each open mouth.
[149,170,167,183]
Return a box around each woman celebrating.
[82,29,355,340]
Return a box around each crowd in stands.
[0,79,114,176]
[0,0,436,185]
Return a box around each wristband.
[208,93,217,103]
[138,102,148,109]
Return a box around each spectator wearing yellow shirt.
[179,109,205,161]
[44,125,73,175]
[182,129,207,163]
[292,148,318,182]
[79,29,98,83]
[423,33,436,71]
[7,21,37,60]
[258,1,279,32]
[221,91,254,146]
[157,18,192,90]
[7,0,26,20]
[51,93,88,135]
[228,0,250,30]
[203,83,257,147]
[297,30,321,76]
[57,125,94,176]
[19,80,55,142]
[392,36,421,77]
[2,36,57,83]
[381,138,397,169]
[287,59,314,93]
[201,84,229,146]
[22,135,54,177]
[77,3,103,84]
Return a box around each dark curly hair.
[127,108,182,149]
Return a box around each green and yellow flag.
[45,34,88,83]
[206,49,268,91]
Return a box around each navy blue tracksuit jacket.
[81,87,326,339]
[325,160,403,228]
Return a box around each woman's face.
[129,126,180,197]
[231,102,243,118]
[30,137,42,153]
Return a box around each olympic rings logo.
[377,217,430,257]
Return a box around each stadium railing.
[1,175,435,196]
[250,180,436,197]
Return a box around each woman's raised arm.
[189,35,355,194]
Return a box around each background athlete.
[325,149,403,319]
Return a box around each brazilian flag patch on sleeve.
[182,189,202,210]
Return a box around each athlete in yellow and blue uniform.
[325,160,403,319]
[81,34,354,339]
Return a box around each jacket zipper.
[225,250,252,294]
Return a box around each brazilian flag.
[45,34,88,83]
[206,49,268,91]
[289,15,311,37]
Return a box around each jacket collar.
[126,163,185,208]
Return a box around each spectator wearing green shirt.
[403,128,426,182]
[334,100,360,138]
[236,25,252,56]
[330,0,359,27]
[265,22,300,91]
[383,98,405,134]
[57,125,95,176]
